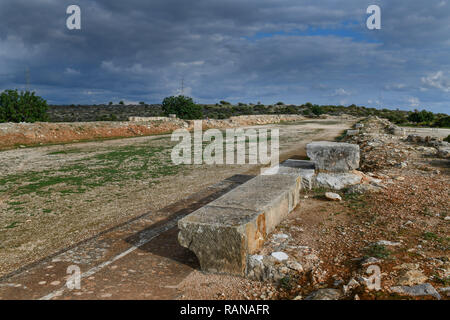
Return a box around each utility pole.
[25,68,30,92]
[181,76,184,96]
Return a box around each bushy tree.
[408,109,435,123]
[310,104,324,116]
[434,115,450,128]
[162,95,203,120]
[0,90,48,123]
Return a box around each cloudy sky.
[0,1,449,112]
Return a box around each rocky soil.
[178,117,449,300]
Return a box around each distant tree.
[119,101,125,105]
[220,100,231,105]
[408,109,434,123]
[162,95,203,120]
[139,101,145,105]
[434,115,450,128]
[311,104,324,116]
[276,101,285,106]
[108,101,113,105]
[0,89,48,123]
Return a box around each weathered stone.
[391,283,441,300]
[305,288,342,300]
[398,270,428,286]
[438,146,450,158]
[325,192,342,201]
[345,183,382,194]
[306,141,360,172]
[439,287,450,297]
[361,257,382,266]
[346,129,359,136]
[376,240,402,246]
[314,172,362,190]
[263,159,315,190]
[178,174,301,276]
[271,252,289,261]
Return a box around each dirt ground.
[177,118,449,300]
[0,118,354,278]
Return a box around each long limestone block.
[263,159,316,190]
[306,141,360,172]
[178,174,301,276]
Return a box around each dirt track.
[0,118,355,279]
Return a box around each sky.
[0,0,449,113]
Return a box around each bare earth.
[0,118,354,278]
[2,116,446,300]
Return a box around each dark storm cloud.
[0,0,449,112]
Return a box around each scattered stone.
[376,240,402,246]
[438,287,450,297]
[343,278,360,294]
[390,283,441,300]
[398,270,428,286]
[271,252,289,261]
[50,281,61,286]
[314,172,362,190]
[272,233,289,241]
[305,288,342,300]
[346,130,359,136]
[286,260,303,272]
[306,141,360,172]
[325,192,342,201]
[346,183,382,194]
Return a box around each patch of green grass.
[423,232,439,241]
[5,221,19,229]
[364,244,391,259]
[0,143,182,199]
[6,201,26,206]
[279,276,293,290]
[433,274,450,286]
[47,148,83,155]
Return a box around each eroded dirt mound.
[0,115,309,150]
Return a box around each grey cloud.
[0,0,448,113]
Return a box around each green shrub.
[220,100,231,105]
[311,104,324,116]
[162,95,203,120]
[408,109,435,123]
[444,135,450,143]
[434,116,450,128]
[0,89,48,123]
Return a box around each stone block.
[314,172,362,190]
[178,174,301,276]
[262,159,315,190]
[306,141,360,172]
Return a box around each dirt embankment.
[0,115,311,150]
